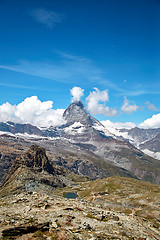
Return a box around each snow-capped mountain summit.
[63,101,103,127]
[62,101,114,139]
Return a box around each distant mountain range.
[0,101,160,184]
[108,126,160,160]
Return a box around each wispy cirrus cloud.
[0,54,103,85]
[29,8,65,28]
[0,52,126,94]
[0,82,56,92]
[0,52,159,97]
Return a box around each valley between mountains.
[0,101,160,239]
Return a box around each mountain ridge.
[0,101,160,184]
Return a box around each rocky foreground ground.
[0,184,160,240]
[0,145,159,239]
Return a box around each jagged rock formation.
[2,222,50,237]
[2,145,55,182]
[0,145,78,196]
[0,140,24,185]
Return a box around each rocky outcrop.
[7,145,54,175]
[2,145,54,185]
[0,145,77,195]
[0,141,24,185]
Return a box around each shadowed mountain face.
[0,101,160,184]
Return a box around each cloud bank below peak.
[0,96,66,128]
[139,113,160,129]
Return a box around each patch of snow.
[109,128,129,138]
[37,126,48,130]
[142,149,160,160]
[93,123,114,137]
[15,133,43,139]
[5,122,14,127]
[0,131,14,136]
[100,125,135,142]
[100,124,142,147]
[64,122,85,134]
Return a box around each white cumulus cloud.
[86,88,117,116]
[0,96,66,127]
[101,120,136,130]
[121,97,139,114]
[101,120,136,138]
[70,86,84,102]
[139,113,160,129]
[0,102,17,122]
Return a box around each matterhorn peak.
[63,101,97,126]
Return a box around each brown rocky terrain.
[0,178,160,239]
[0,139,27,185]
[0,146,160,239]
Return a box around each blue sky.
[0,0,160,128]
